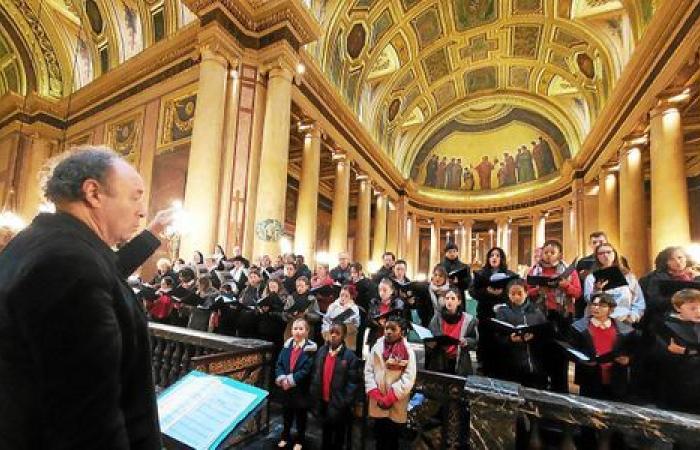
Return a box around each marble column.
[496,218,509,251]
[252,63,294,259]
[182,46,230,257]
[430,218,442,270]
[459,222,468,263]
[354,174,371,269]
[598,169,620,248]
[396,196,408,259]
[386,200,398,256]
[650,102,690,256]
[510,224,520,265]
[408,214,419,278]
[371,192,387,263]
[572,178,586,257]
[294,125,322,267]
[620,141,650,273]
[463,219,474,264]
[329,153,351,257]
[18,134,52,221]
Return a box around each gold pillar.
[650,103,690,256]
[496,218,509,251]
[396,196,408,259]
[429,218,442,270]
[386,200,398,256]
[371,192,387,263]
[408,214,419,278]
[459,222,467,262]
[563,202,577,261]
[252,63,294,259]
[354,174,371,269]
[242,70,267,258]
[620,140,650,274]
[598,170,620,248]
[572,178,586,256]
[294,125,322,266]
[18,134,52,221]
[510,224,520,265]
[329,153,350,256]
[182,45,231,257]
[463,219,474,264]
[532,212,546,262]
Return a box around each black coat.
[310,345,360,421]
[570,317,637,400]
[330,265,352,285]
[495,301,549,382]
[351,277,377,315]
[372,265,394,284]
[275,339,317,409]
[441,257,471,292]
[639,270,700,333]
[0,212,161,450]
[651,315,700,414]
[469,268,515,319]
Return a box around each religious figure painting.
[159,91,197,149]
[418,137,559,191]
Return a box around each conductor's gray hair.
[42,146,121,203]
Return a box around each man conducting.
[0,147,174,449]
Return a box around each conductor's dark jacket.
[0,212,162,450]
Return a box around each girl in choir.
[187,275,219,331]
[281,262,298,296]
[276,317,317,450]
[349,262,377,357]
[495,279,548,388]
[367,278,405,348]
[526,239,581,392]
[428,264,451,312]
[322,285,361,351]
[283,276,321,340]
[584,243,645,325]
[469,247,517,377]
[173,267,198,327]
[426,287,478,375]
[148,276,174,324]
[229,255,249,294]
[365,315,417,450]
[311,323,360,450]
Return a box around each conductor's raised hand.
[147,207,177,237]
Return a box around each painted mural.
[411,108,569,192]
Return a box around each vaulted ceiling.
[311,0,657,180]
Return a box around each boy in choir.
[426,287,478,375]
[526,239,581,392]
[495,278,548,388]
[651,288,700,414]
[322,285,361,351]
[276,318,317,450]
[367,278,405,348]
[311,323,361,450]
[569,293,635,401]
[365,316,417,450]
[441,242,471,293]
[283,276,321,340]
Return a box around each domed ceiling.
[312,0,657,194]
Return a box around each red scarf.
[382,338,409,362]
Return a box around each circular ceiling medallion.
[346,23,366,59]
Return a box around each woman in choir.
[148,276,174,324]
[311,263,336,314]
[364,315,416,450]
[236,268,265,338]
[187,275,219,331]
[283,276,321,340]
[150,258,176,286]
[229,255,249,294]
[426,287,478,375]
[276,318,317,450]
[428,265,451,313]
[257,278,286,355]
[367,278,405,348]
[469,247,517,377]
[526,239,581,392]
[349,262,377,356]
[583,243,645,325]
[172,267,198,327]
[322,285,361,351]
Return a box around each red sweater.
[526,264,581,312]
[441,315,464,358]
[322,352,337,402]
[588,323,617,384]
[289,346,303,372]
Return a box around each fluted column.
[329,152,351,256]
[563,202,577,261]
[182,46,230,257]
[252,63,294,259]
[496,218,509,251]
[531,212,546,262]
[386,200,398,256]
[510,224,520,265]
[572,178,586,256]
[598,169,620,248]
[354,174,372,268]
[429,218,442,270]
[650,101,690,256]
[18,134,53,221]
[294,125,322,266]
[620,139,650,273]
[371,192,388,263]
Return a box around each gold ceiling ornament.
[316,0,649,175]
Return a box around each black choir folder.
[158,370,268,450]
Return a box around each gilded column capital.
[197,24,242,66]
[259,42,299,82]
[620,133,648,157]
[650,86,695,117]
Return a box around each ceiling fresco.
[314,0,657,193]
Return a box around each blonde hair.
[672,289,700,309]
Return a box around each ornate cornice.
[183,0,321,47]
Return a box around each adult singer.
[0,147,174,450]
